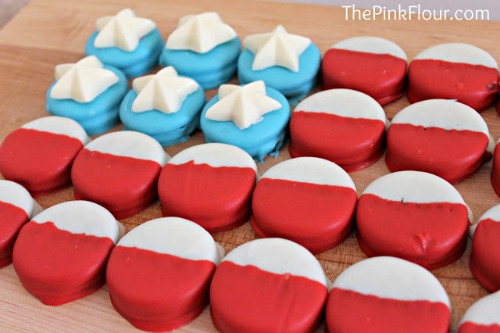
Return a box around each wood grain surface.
[0,0,499,332]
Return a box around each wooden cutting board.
[0,0,499,332]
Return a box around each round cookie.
[386,99,492,183]
[107,217,223,332]
[71,131,169,219]
[85,9,163,78]
[322,36,407,105]
[356,171,471,269]
[250,157,357,254]
[158,143,257,233]
[200,81,290,162]
[119,67,205,146]
[0,180,42,268]
[46,56,128,135]
[12,200,123,305]
[289,89,387,171]
[490,141,500,197]
[326,256,451,333]
[210,238,329,333]
[0,116,90,194]
[470,204,500,292]
[408,43,499,111]
[238,25,321,103]
[159,12,241,90]
[458,292,500,333]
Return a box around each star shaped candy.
[50,56,119,103]
[166,12,237,53]
[205,81,282,129]
[94,8,156,52]
[131,67,199,114]
[244,25,311,72]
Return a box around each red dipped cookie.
[0,180,42,268]
[490,141,500,197]
[158,143,257,233]
[0,116,89,194]
[251,157,357,254]
[470,205,500,292]
[322,36,407,105]
[107,217,223,332]
[72,131,169,219]
[357,171,471,269]
[12,200,123,305]
[386,99,493,183]
[458,292,500,333]
[289,89,388,172]
[210,238,329,333]
[408,43,499,111]
[326,256,451,333]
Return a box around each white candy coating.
[362,171,466,205]
[22,116,90,145]
[459,291,500,326]
[413,43,498,69]
[0,180,41,218]
[244,25,311,72]
[223,238,328,287]
[333,256,451,307]
[332,36,407,61]
[168,143,257,172]
[261,157,356,191]
[31,201,121,243]
[84,131,169,166]
[391,99,489,135]
[118,217,223,264]
[294,89,386,122]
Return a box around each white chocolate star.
[205,81,282,129]
[94,8,155,52]
[131,67,199,114]
[244,25,311,72]
[166,12,237,53]
[50,56,119,103]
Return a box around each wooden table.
[0,0,499,332]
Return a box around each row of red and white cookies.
[2,179,500,332]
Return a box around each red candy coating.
[491,144,500,197]
[289,112,385,172]
[0,202,29,268]
[470,219,500,292]
[12,221,114,305]
[356,194,469,269]
[322,49,407,105]
[407,59,499,111]
[459,322,500,333]
[386,124,489,183]
[72,149,162,219]
[326,288,450,333]
[107,246,216,332]
[210,261,327,333]
[158,162,256,233]
[250,178,356,253]
[0,129,83,194]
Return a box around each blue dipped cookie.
[200,81,290,162]
[46,56,128,135]
[159,12,241,90]
[120,67,205,146]
[85,8,163,78]
[238,25,321,103]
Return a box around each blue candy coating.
[119,86,206,147]
[200,86,290,163]
[85,28,164,78]
[159,38,241,90]
[46,66,128,136]
[237,43,321,99]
